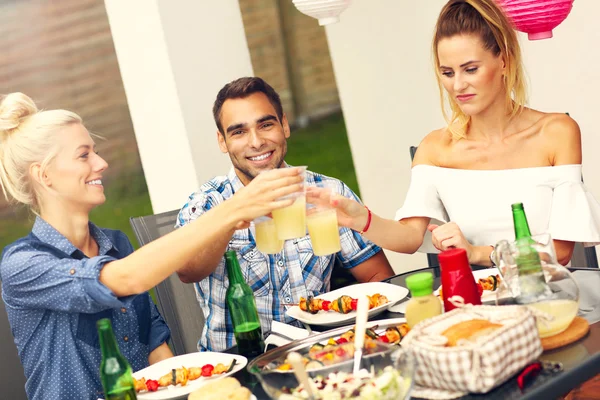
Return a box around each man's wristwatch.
[489,245,497,266]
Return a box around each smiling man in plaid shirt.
[175,77,394,352]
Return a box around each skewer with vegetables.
[298,293,389,314]
[133,359,237,393]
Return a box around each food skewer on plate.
[133,359,236,393]
[298,293,389,314]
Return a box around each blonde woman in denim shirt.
[0,93,303,400]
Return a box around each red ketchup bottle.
[438,248,482,311]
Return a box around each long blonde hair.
[0,93,82,213]
[433,0,527,139]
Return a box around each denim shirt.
[0,217,170,400]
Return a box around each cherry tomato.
[336,337,348,344]
[146,379,159,392]
[378,335,390,343]
[201,364,214,377]
[322,301,331,312]
[335,348,346,357]
[350,299,358,311]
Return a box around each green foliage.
[0,173,153,251]
[0,209,34,247]
[286,113,360,197]
[89,169,154,248]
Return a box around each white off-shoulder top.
[395,164,600,253]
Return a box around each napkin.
[264,321,318,349]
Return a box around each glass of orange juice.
[271,166,307,240]
[254,216,284,254]
[306,182,341,256]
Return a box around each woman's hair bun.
[0,92,38,137]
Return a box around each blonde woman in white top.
[308,0,600,266]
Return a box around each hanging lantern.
[292,0,352,26]
[495,0,574,40]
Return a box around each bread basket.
[400,303,542,399]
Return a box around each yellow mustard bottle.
[405,272,442,329]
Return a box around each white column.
[104,0,254,213]
[325,0,600,271]
[325,0,447,272]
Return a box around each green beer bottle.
[225,250,265,358]
[511,203,551,302]
[97,318,137,400]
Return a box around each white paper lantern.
[292,0,352,26]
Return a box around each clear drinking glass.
[495,233,580,338]
[271,166,307,240]
[306,181,341,256]
[254,216,284,254]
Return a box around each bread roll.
[441,319,503,347]
[188,377,251,400]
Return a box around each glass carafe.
[494,233,580,338]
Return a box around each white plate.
[133,352,247,400]
[285,282,409,327]
[434,267,501,303]
[387,299,409,314]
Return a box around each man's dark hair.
[213,77,284,135]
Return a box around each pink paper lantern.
[495,0,574,40]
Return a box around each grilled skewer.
[132,360,235,393]
[298,293,389,314]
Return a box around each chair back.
[129,210,205,355]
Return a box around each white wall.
[325,0,600,272]
[104,0,251,213]
[520,3,600,196]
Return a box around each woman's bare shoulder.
[412,128,451,166]
[537,112,582,165]
[538,112,580,136]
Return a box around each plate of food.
[285,282,408,327]
[434,267,503,303]
[132,352,247,400]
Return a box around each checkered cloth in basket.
[401,304,542,399]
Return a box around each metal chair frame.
[129,210,205,355]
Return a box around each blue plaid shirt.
[0,217,170,400]
[176,167,382,352]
